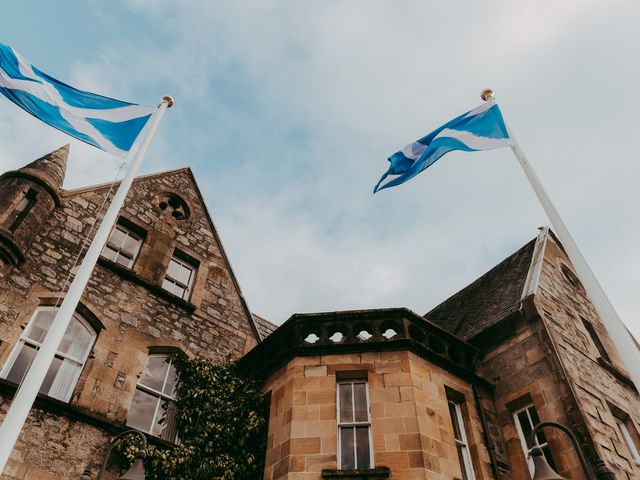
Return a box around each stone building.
[243,227,640,479]
[1,146,639,480]
[0,146,264,479]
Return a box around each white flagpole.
[481,89,640,390]
[0,95,173,474]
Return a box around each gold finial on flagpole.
[480,88,495,101]
[162,95,174,108]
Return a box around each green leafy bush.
[115,357,268,480]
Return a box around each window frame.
[162,250,198,301]
[101,222,144,270]
[0,306,96,402]
[127,354,178,442]
[336,379,374,470]
[9,188,37,232]
[513,403,556,477]
[610,408,640,468]
[448,399,476,480]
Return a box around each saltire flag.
[374,100,511,193]
[0,43,156,157]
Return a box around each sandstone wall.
[0,168,258,479]
[262,350,495,480]
[535,234,640,478]
[477,312,587,479]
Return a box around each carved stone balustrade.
[240,307,492,388]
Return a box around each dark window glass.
[355,426,371,469]
[127,354,178,442]
[340,428,355,470]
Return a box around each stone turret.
[0,145,69,266]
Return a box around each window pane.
[58,318,93,360]
[353,383,368,422]
[139,356,170,392]
[40,355,63,395]
[5,343,37,384]
[339,383,354,423]
[25,310,56,343]
[102,245,118,262]
[117,253,134,268]
[517,410,534,448]
[456,444,470,480]
[160,401,178,442]
[355,426,371,469]
[109,227,126,248]
[152,398,176,438]
[123,234,140,255]
[449,402,463,441]
[167,259,182,279]
[529,407,548,444]
[340,427,355,470]
[127,389,160,434]
[163,362,178,396]
[172,262,192,285]
[161,278,174,294]
[174,285,186,299]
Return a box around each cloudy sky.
[1,1,638,337]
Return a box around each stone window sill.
[97,257,195,313]
[322,467,390,479]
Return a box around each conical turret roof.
[19,144,69,192]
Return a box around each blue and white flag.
[374,101,511,193]
[0,44,156,157]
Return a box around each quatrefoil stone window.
[158,193,190,220]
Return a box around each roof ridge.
[61,167,192,196]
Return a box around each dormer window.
[158,193,190,220]
[9,188,37,232]
[101,218,145,269]
[162,249,198,300]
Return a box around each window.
[337,380,372,470]
[0,306,96,402]
[162,250,197,300]
[101,220,144,269]
[9,188,37,232]
[513,404,556,477]
[581,317,611,363]
[127,354,178,442]
[611,407,640,468]
[448,399,476,480]
[158,193,190,220]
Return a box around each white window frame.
[162,254,196,300]
[101,224,143,269]
[127,354,178,442]
[513,404,554,478]
[0,306,96,402]
[336,380,374,470]
[448,399,476,480]
[615,417,640,467]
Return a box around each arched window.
[0,306,96,402]
[127,354,178,442]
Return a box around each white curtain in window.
[48,315,93,401]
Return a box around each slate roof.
[253,313,279,340]
[424,238,537,341]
